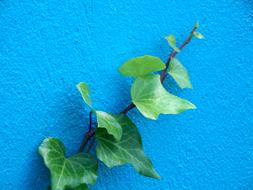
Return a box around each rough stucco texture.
[0,0,253,189]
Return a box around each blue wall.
[0,0,252,189]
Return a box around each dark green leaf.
[77,82,92,107]
[96,115,160,179]
[61,185,89,190]
[165,35,180,52]
[131,74,196,120]
[193,31,204,39]
[39,138,97,190]
[168,58,192,89]
[119,55,165,77]
[96,111,122,141]
[75,184,89,190]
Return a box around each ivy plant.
[39,23,204,190]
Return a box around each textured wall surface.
[0,0,252,189]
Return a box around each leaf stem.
[89,111,93,131]
[86,137,96,153]
[79,111,95,152]
[79,24,198,152]
[120,102,135,114]
[160,25,198,83]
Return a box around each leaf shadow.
[92,162,148,190]
[109,74,133,113]
[23,152,50,190]
[163,75,182,96]
[242,0,253,7]
[241,0,253,22]
[23,87,90,189]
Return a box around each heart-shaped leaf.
[131,74,196,120]
[77,82,92,108]
[96,115,160,179]
[96,111,122,141]
[168,58,192,89]
[39,138,98,190]
[119,55,165,77]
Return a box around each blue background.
[0,0,252,189]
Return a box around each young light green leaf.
[165,35,180,52]
[193,31,204,39]
[119,55,165,77]
[39,138,97,190]
[96,111,123,141]
[195,21,199,29]
[77,82,92,107]
[96,115,160,179]
[131,74,196,120]
[168,58,192,89]
[166,35,176,47]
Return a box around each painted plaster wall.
[0,0,252,189]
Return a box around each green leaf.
[195,21,199,29]
[131,74,196,120]
[168,58,192,89]
[119,55,165,77]
[48,185,89,190]
[166,35,176,47]
[96,111,122,141]
[77,82,92,107]
[75,184,89,190]
[165,35,180,52]
[96,115,160,179]
[193,31,204,39]
[39,138,97,190]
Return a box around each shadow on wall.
[23,87,91,189]
[242,0,253,16]
[24,156,50,189]
[244,0,253,5]
[240,0,253,34]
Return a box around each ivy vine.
[39,22,204,190]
